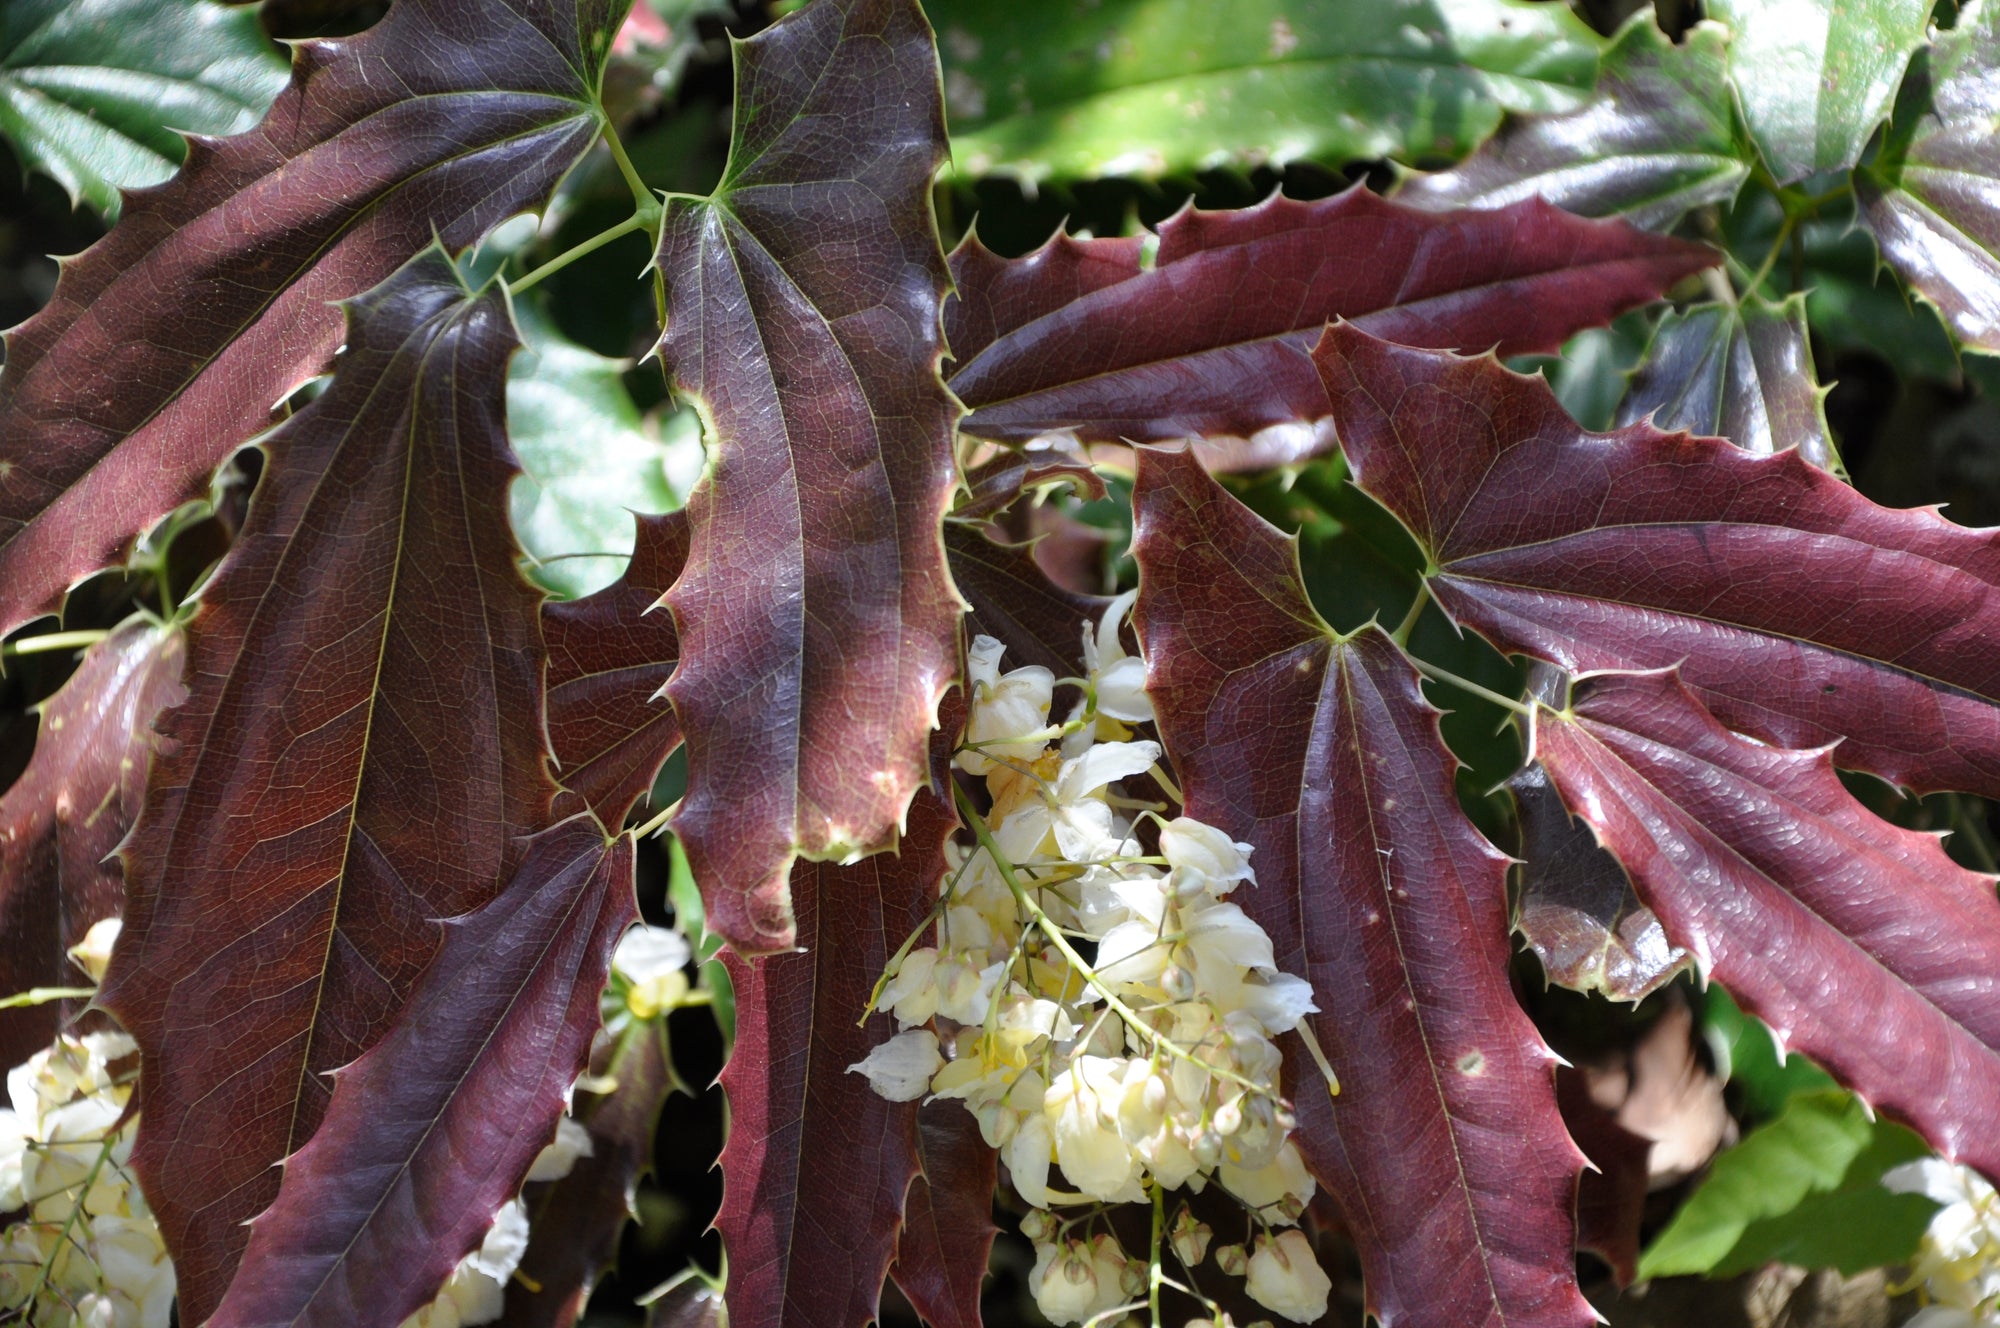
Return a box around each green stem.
[22,1135,118,1312]
[3,630,109,658]
[631,799,679,841]
[510,211,649,296]
[1406,655,1534,717]
[602,116,661,225]
[1148,1183,1166,1326]
[1743,213,1797,298]
[0,987,96,1011]
[1390,582,1431,647]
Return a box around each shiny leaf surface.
[1399,17,1749,229]
[949,188,1715,457]
[656,0,959,953]
[1132,445,1591,1328]
[100,252,556,1319]
[211,820,635,1328]
[0,0,625,638]
[1318,324,2000,798]
[1534,669,2000,1179]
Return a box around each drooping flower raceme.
[850,599,1333,1326]
[1884,1157,2000,1326]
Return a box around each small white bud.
[1214,1243,1249,1277]
[1244,1230,1332,1323]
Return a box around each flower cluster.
[1884,1158,2000,1327]
[849,597,1333,1325]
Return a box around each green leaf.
[930,0,1604,184]
[1710,0,1933,184]
[1639,1090,1936,1278]
[1701,984,1836,1122]
[507,304,701,600]
[1400,17,1750,229]
[0,0,287,217]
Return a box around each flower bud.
[1021,1209,1058,1242]
[1244,1229,1332,1323]
[1161,964,1196,1002]
[1212,1099,1243,1137]
[1170,1209,1212,1266]
[1213,1242,1249,1277]
[1193,1130,1223,1168]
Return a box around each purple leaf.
[890,1101,997,1328]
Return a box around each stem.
[631,799,679,841]
[1148,1183,1166,1326]
[1743,214,1796,297]
[602,117,661,225]
[1406,655,1534,717]
[510,212,649,295]
[3,630,109,658]
[0,987,96,1011]
[21,1135,118,1312]
[1390,582,1431,647]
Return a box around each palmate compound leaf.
[1315,323,2000,800]
[210,819,636,1328]
[714,771,956,1328]
[1858,0,2000,351]
[1532,668,2000,1181]
[1131,445,1592,1328]
[99,250,557,1321]
[655,0,961,954]
[889,1100,997,1328]
[0,617,184,1071]
[946,188,1715,467]
[0,0,628,640]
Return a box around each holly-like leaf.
[714,781,953,1328]
[1316,324,2000,799]
[1131,445,1592,1328]
[1859,0,2000,351]
[1511,762,1687,1003]
[956,449,1105,525]
[890,1101,997,1328]
[0,0,286,216]
[928,0,1602,184]
[211,819,635,1328]
[948,188,1715,455]
[1555,1067,1651,1287]
[0,0,628,639]
[1399,18,1750,229]
[1709,0,1931,185]
[654,0,960,953]
[1533,668,2000,1180]
[545,511,690,827]
[1616,293,1838,470]
[945,521,1111,680]
[100,251,556,1320]
[0,618,184,1070]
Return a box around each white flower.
[0,1109,25,1211]
[1159,819,1255,896]
[1030,1236,1132,1326]
[1219,1140,1314,1211]
[1083,591,1153,724]
[1244,1228,1332,1323]
[878,947,940,1027]
[612,924,692,1019]
[1046,1057,1143,1201]
[994,740,1160,866]
[403,1200,530,1328]
[847,1030,944,1101]
[1884,1157,2000,1314]
[526,1116,593,1182]
[957,636,1056,775]
[68,916,123,984]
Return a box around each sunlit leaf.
[1317,323,2000,799]
[1709,0,1931,184]
[100,251,557,1320]
[948,188,1714,461]
[929,0,1603,184]
[0,0,628,639]
[1132,445,1592,1328]
[211,819,635,1328]
[890,1102,997,1328]
[1400,17,1750,228]
[655,0,960,952]
[1534,668,2000,1179]
[0,0,286,216]
[0,618,183,1070]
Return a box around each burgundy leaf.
[545,511,689,827]
[1317,323,2000,799]
[715,779,953,1328]
[655,0,959,953]
[0,0,628,638]
[947,188,1714,459]
[99,251,555,1319]
[1511,762,1687,1003]
[890,1100,997,1328]
[956,449,1105,524]
[1555,1066,1650,1287]
[1534,668,2000,1181]
[0,619,185,1069]
[504,1024,675,1328]
[210,818,635,1328]
[946,522,1111,683]
[1131,445,1591,1328]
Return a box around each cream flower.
[68,916,123,984]
[526,1116,593,1182]
[1083,591,1153,724]
[1884,1157,2000,1317]
[957,636,1056,775]
[1244,1228,1332,1323]
[1159,818,1256,896]
[402,1200,531,1328]
[612,924,692,1019]
[846,1030,944,1102]
[993,740,1160,866]
[1046,1057,1144,1202]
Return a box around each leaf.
[713,779,954,1328]
[1532,668,2000,1180]
[1703,983,1837,1121]
[955,448,1105,524]
[1510,762,1688,1003]
[948,187,1715,456]
[0,0,627,639]
[509,304,699,600]
[505,1022,676,1328]
[99,251,556,1321]
[890,1101,997,1328]
[1639,1089,1936,1278]
[1131,445,1593,1328]
[1556,1067,1651,1287]
[0,0,286,216]
[654,0,960,953]
[1709,0,1931,184]
[1858,0,2000,351]
[210,818,635,1328]
[1399,17,1750,229]
[928,0,1603,184]
[1316,323,2000,799]
[1616,293,1838,470]
[0,618,184,1070]
[544,511,690,827]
